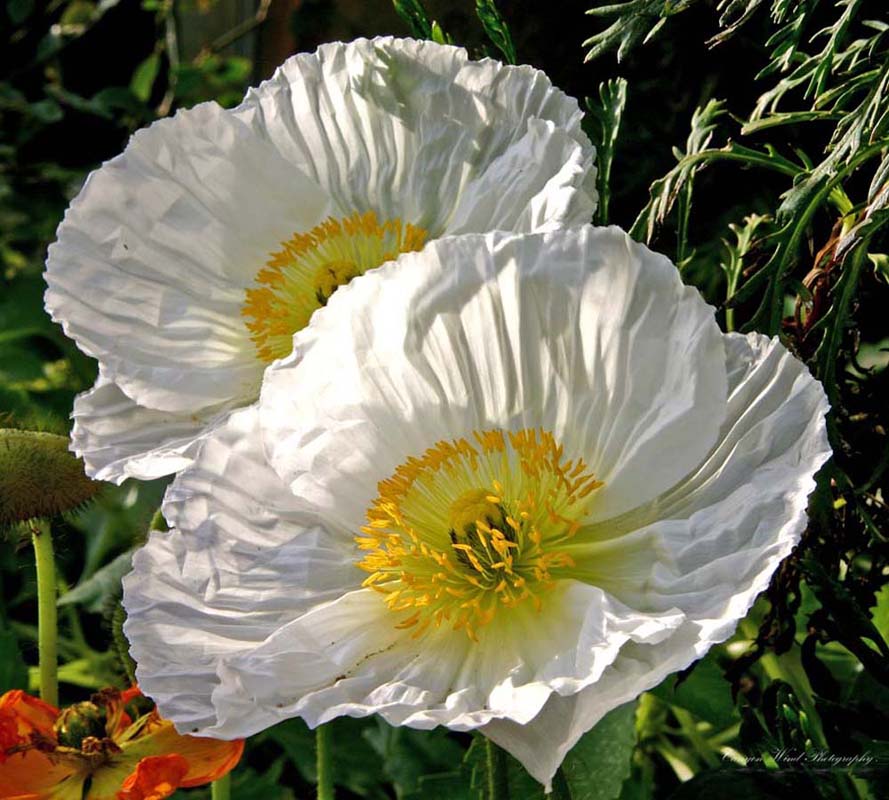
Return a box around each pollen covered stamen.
[242,211,427,363]
[357,429,603,641]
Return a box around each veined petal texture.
[46,37,596,483]
[123,227,830,789]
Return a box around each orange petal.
[119,687,142,706]
[0,691,59,742]
[0,712,19,758]
[117,717,243,788]
[0,748,82,800]
[116,754,189,800]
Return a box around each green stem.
[111,603,136,685]
[672,707,720,768]
[31,518,58,707]
[484,736,509,800]
[211,773,231,800]
[316,723,334,800]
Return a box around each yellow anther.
[242,211,427,363]
[356,427,602,641]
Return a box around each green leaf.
[650,653,738,730]
[364,720,465,797]
[405,770,471,800]
[59,0,96,26]
[392,0,433,39]
[6,0,33,24]
[0,275,55,337]
[0,341,46,385]
[872,585,889,644]
[560,701,638,800]
[28,98,63,123]
[583,0,704,63]
[464,736,545,800]
[475,0,517,64]
[586,78,628,225]
[58,549,134,613]
[0,623,28,691]
[92,87,145,116]
[130,52,161,104]
[262,717,390,799]
[430,21,449,45]
[68,479,165,580]
[28,656,115,691]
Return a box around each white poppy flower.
[45,37,596,483]
[122,227,830,789]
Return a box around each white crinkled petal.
[49,37,596,482]
[46,101,331,414]
[235,37,596,234]
[260,227,726,528]
[208,582,684,738]
[124,407,688,738]
[122,406,359,734]
[445,118,596,235]
[71,374,234,484]
[480,332,831,789]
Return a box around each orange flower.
[0,688,243,800]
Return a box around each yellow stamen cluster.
[242,211,427,362]
[357,428,603,641]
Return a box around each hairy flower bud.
[0,429,102,525]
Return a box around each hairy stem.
[485,736,509,800]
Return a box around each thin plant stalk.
[485,736,509,800]
[316,723,334,800]
[30,518,58,707]
[211,773,231,800]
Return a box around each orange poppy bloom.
[0,688,243,800]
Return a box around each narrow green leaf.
[587,78,628,225]
[130,52,161,104]
[430,21,449,45]
[475,0,517,64]
[392,0,433,39]
[58,549,134,613]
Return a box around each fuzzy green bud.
[0,429,102,525]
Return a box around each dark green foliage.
[560,703,639,800]
[392,0,435,39]
[474,0,516,63]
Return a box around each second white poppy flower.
[123,227,830,788]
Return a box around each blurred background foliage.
[1,0,888,798]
